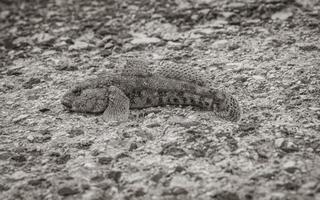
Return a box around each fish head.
[61,85,109,114]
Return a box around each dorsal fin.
[103,86,130,122]
[112,58,153,77]
[154,61,212,87]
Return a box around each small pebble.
[275,138,285,148]
[212,190,240,200]
[12,114,29,123]
[211,40,229,49]
[285,141,299,152]
[296,43,319,51]
[160,145,187,158]
[301,181,318,190]
[82,188,104,200]
[271,10,293,21]
[107,171,122,183]
[129,143,138,151]
[28,178,49,186]
[145,121,161,128]
[10,170,29,180]
[11,155,27,162]
[27,135,34,142]
[0,152,12,160]
[23,77,41,89]
[173,118,200,128]
[98,156,113,165]
[55,154,71,165]
[162,186,188,196]
[58,186,79,196]
[283,160,298,173]
[68,128,85,138]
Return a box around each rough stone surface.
[1,0,320,200]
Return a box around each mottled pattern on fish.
[61,58,241,122]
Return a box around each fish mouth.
[61,99,72,109]
[61,94,74,109]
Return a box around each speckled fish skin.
[61,58,241,122]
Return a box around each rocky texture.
[1,0,320,200]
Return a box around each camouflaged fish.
[61,58,241,122]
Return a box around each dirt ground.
[0,0,320,199]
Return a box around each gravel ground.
[0,0,320,199]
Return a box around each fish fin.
[103,86,130,122]
[209,88,241,122]
[112,58,153,77]
[155,60,211,87]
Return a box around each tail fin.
[210,88,241,122]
